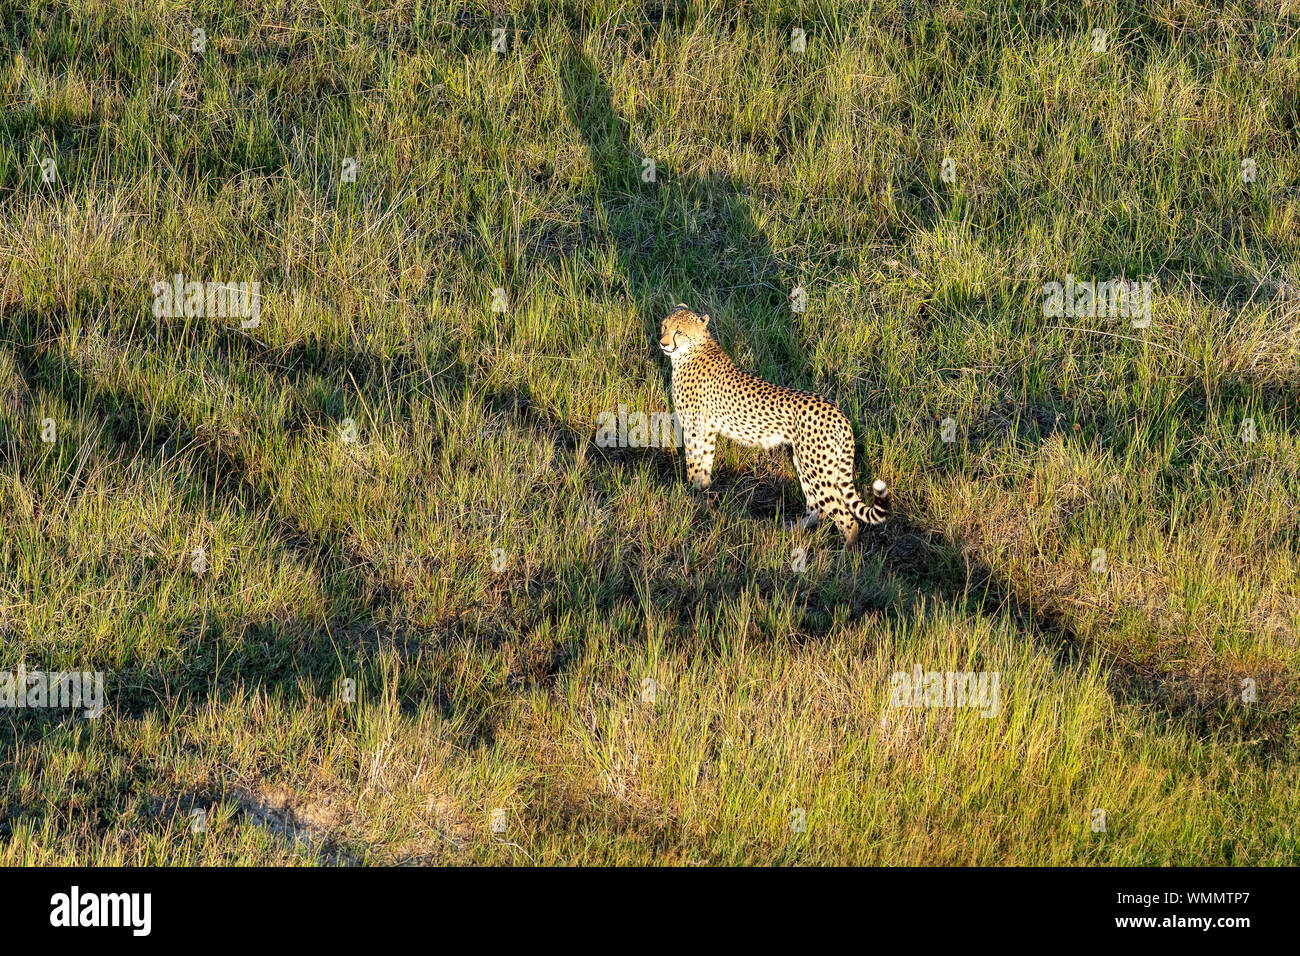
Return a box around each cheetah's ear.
[700,313,710,326]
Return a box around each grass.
[0,0,1298,865]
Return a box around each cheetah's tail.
[846,478,891,527]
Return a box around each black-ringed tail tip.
[867,479,890,524]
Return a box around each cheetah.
[659,304,890,544]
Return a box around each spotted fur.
[659,305,890,544]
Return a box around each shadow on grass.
[0,310,505,862]
[558,45,807,386]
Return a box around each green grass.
[1,0,1298,864]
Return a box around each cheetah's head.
[659,305,711,359]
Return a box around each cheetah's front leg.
[684,422,718,490]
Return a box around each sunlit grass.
[0,0,1297,865]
